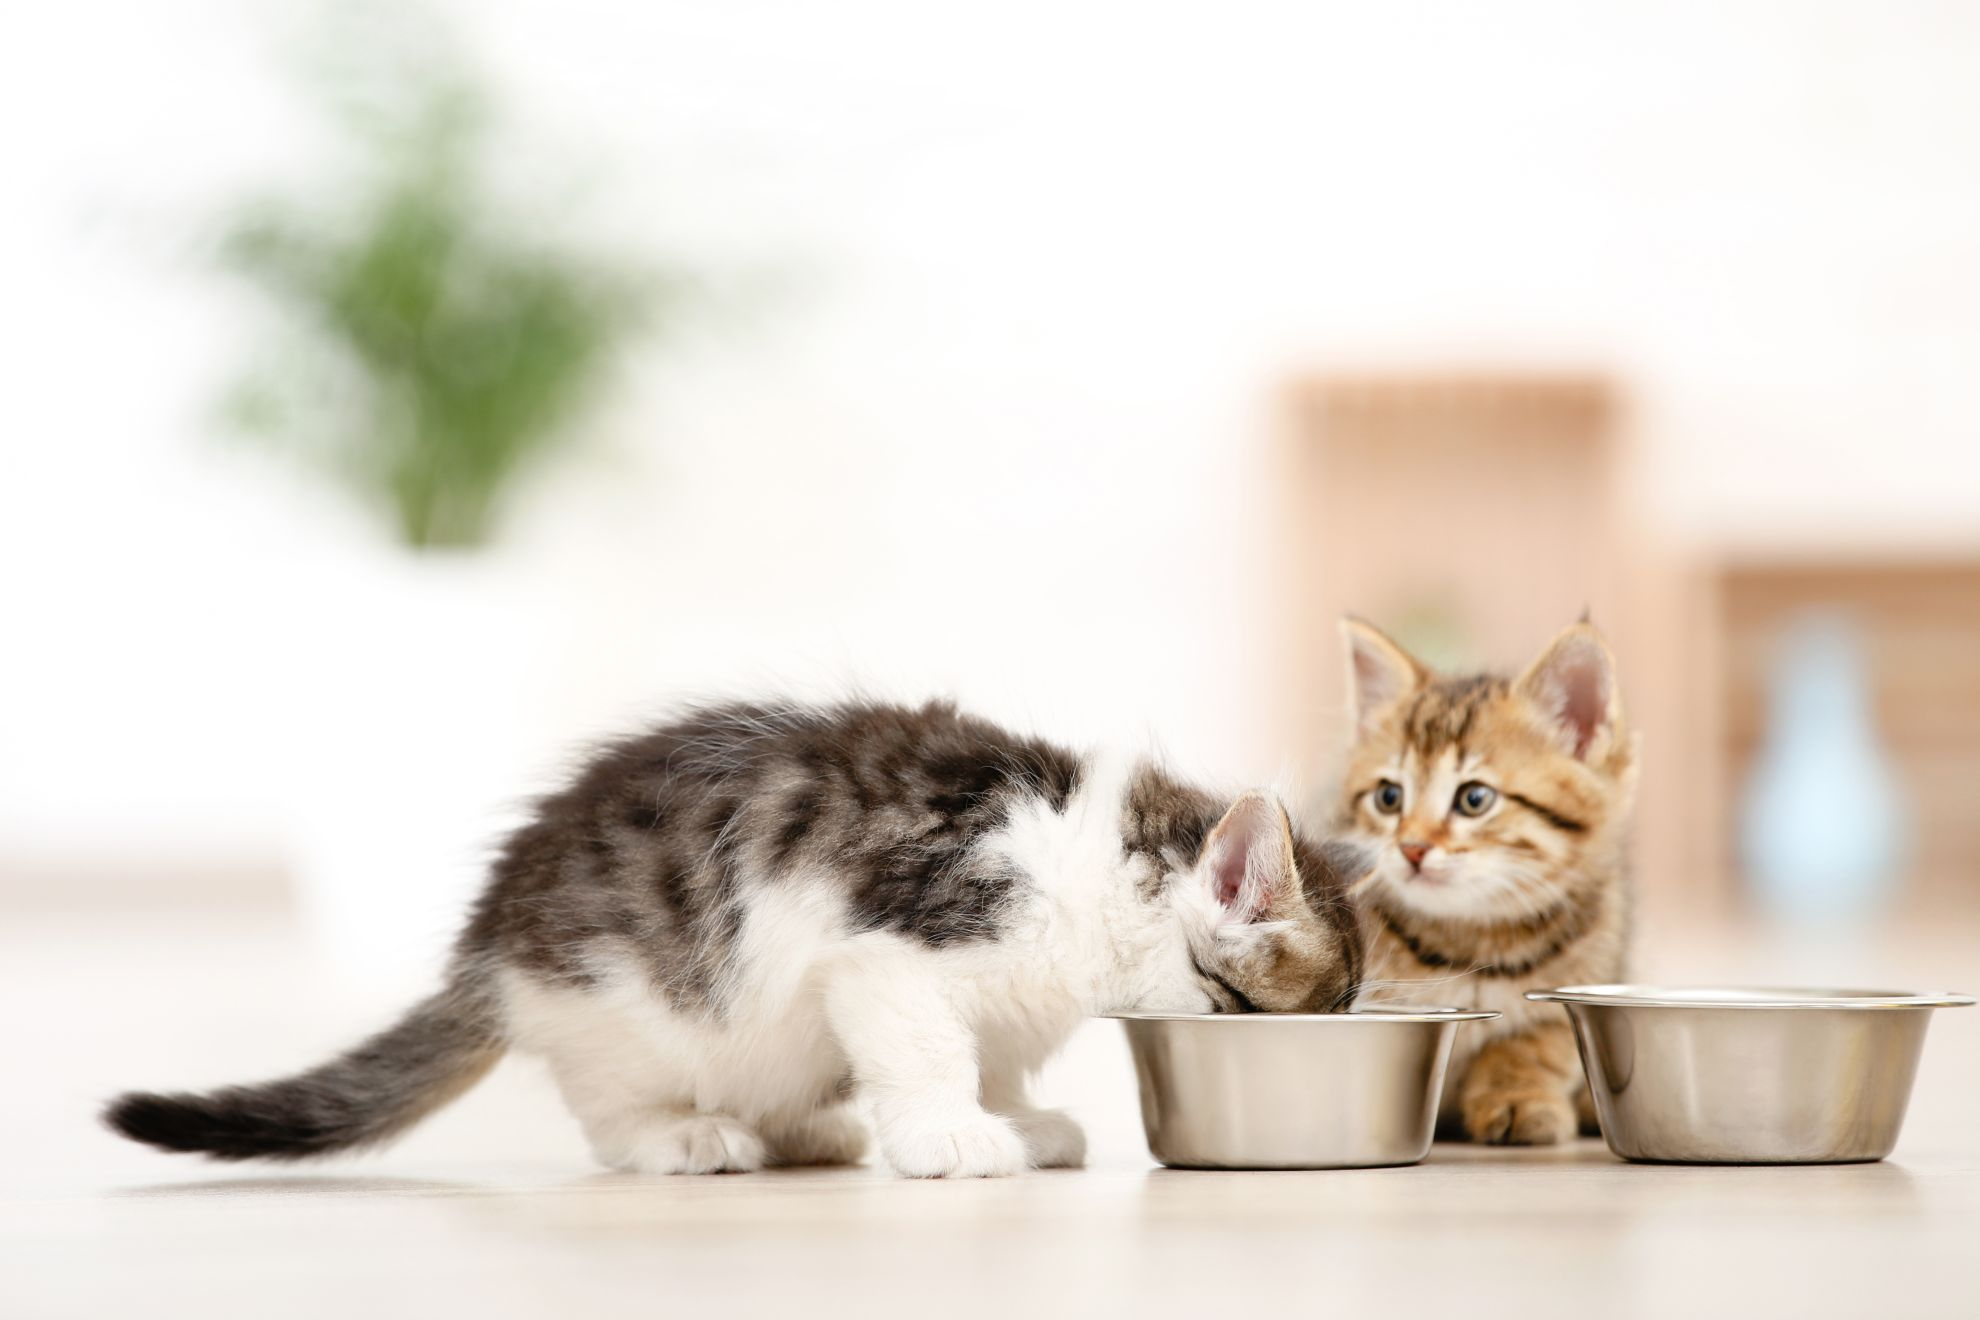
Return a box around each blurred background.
[5,0,1978,993]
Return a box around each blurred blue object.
[1741,612,1906,921]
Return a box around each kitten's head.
[1338,617,1637,925]
[1155,784,1370,1013]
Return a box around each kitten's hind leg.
[823,953,1026,1178]
[982,1074,1086,1169]
[998,1107,1087,1170]
[761,1103,870,1167]
[543,1045,765,1174]
[605,1110,767,1174]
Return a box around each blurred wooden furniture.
[1279,373,1624,737]
[1279,373,1698,919]
[1278,370,1980,923]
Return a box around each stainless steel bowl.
[1529,985,1976,1164]
[1110,1006,1499,1169]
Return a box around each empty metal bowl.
[1529,985,1975,1164]
[1110,1006,1499,1169]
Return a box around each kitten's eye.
[1454,782,1498,817]
[1371,781,1404,815]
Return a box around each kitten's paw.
[765,1107,870,1167]
[1006,1109,1086,1169]
[1464,1089,1576,1146]
[880,1110,1027,1178]
[610,1113,767,1174]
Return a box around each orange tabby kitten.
[1335,617,1635,1144]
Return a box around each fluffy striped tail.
[104,973,505,1161]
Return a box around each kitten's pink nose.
[1399,842,1430,870]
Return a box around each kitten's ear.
[1517,622,1621,761]
[1342,617,1426,737]
[1197,791,1300,924]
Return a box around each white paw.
[764,1106,871,1167]
[608,1113,766,1175]
[879,1109,1027,1178]
[1006,1108,1086,1169]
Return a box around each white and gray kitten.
[109,699,1367,1178]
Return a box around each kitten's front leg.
[1460,1020,1582,1145]
[824,958,1027,1178]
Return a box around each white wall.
[5,1,1980,920]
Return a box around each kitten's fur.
[109,699,1366,1177]
[1336,620,1634,1145]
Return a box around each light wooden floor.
[4,910,1976,1319]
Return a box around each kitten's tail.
[102,964,506,1161]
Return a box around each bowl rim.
[1528,984,1977,1010]
[1103,1005,1501,1023]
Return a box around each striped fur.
[1335,619,1636,1144]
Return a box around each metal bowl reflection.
[1529,985,1975,1164]
[1109,1005,1498,1170]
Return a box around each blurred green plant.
[218,6,661,549]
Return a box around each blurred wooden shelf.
[1277,370,1980,923]
[1277,371,1695,916]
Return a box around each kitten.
[1335,619,1634,1145]
[109,698,1367,1178]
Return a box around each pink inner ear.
[1351,638,1411,721]
[1212,846,1250,914]
[1204,793,1292,923]
[1552,647,1611,758]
